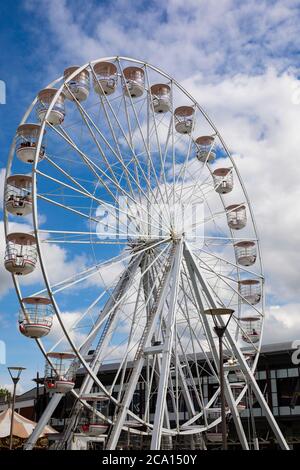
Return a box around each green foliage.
[0,387,11,400]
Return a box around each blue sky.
[1,0,300,392]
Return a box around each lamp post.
[7,366,26,450]
[203,308,234,450]
[32,372,43,422]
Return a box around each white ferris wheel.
[3,56,289,450]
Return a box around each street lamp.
[203,308,234,450]
[7,366,26,450]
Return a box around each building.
[1,341,299,449]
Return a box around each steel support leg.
[151,241,183,449]
[24,393,63,450]
[59,254,144,448]
[185,246,250,450]
[106,244,178,449]
[185,243,289,450]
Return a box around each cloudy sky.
[0,0,300,392]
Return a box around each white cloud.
[182,68,300,303]
[263,304,300,344]
[86,260,125,290]
[47,310,86,348]
[24,0,300,80]
[2,0,300,352]
[0,168,6,211]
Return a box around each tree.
[0,387,11,402]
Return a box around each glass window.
[287,368,299,378]
[279,406,291,416]
[277,376,300,407]
[271,379,277,392]
[291,406,300,415]
[208,376,217,384]
[272,394,278,406]
[277,369,288,378]
[259,370,266,380]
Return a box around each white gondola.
[212,168,233,193]
[225,403,246,413]
[44,352,76,394]
[237,403,246,411]
[243,351,255,361]
[234,241,256,266]
[224,357,238,369]
[195,136,216,163]
[124,420,143,428]
[16,123,45,164]
[174,106,194,134]
[80,421,108,436]
[93,61,118,96]
[5,175,32,216]
[63,66,90,101]
[240,315,261,344]
[226,204,247,230]
[150,84,171,113]
[19,297,53,339]
[80,395,109,436]
[230,382,245,389]
[37,88,66,126]
[224,357,243,380]
[88,424,108,435]
[239,279,261,305]
[206,433,224,443]
[4,233,37,275]
[123,66,145,98]
[225,402,246,412]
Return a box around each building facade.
[1,341,299,449]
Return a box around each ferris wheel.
[3,56,289,450]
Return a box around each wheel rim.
[4,56,264,448]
